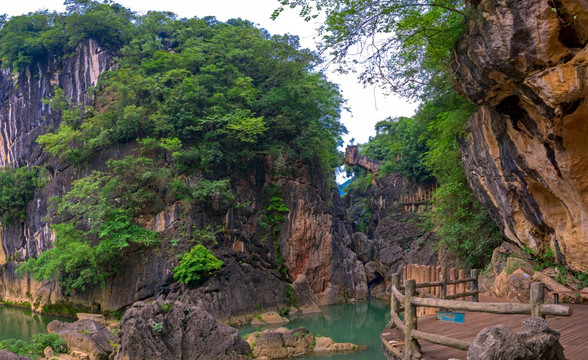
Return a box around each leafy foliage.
[260,185,290,277]
[36,11,345,171]
[0,1,134,73]
[0,333,67,359]
[274,0,468,99]
[173,244,223,283]
[17,157,161,294]
[0,166,45,224]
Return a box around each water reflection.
[240,299,391,360]
[0,305,72,341]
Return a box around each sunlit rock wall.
[455,0,588,271]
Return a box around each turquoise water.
[240,299,390,360]
[0,305,72,341]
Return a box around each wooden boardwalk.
[381,295,588,360]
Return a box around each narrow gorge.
[0,0,586,359]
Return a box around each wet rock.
[314,336,361,352]
[250,312,289,326]
[114,299,250,360]
[47,319,114,360]
[247,328,363,359]
[467,317,565,360]
[247,327,313,359]
[291,274,321,314]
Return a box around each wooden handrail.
[412,329,470,351]
[392,285,406,303]
[397,277,477,290]
[387,272,572,360]
[411,296,572,316]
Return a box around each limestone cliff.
[0,39,367,317]
[344,172,441,299]
[455,0,588,271]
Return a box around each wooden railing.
[386,271,573,359]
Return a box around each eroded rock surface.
[291,274,321,313]
[455,0,588,271]
[47,319,114,360]
[114,299,250,360]
[467,317,565,360]
[0,350,29,360]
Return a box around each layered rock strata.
[455,0,588,271]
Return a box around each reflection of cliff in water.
[0,305,72,341]
[293,299,389,359]
[240,299,390,360]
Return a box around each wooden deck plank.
[382,295,588,360]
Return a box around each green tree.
[274,0,467,99]
[0,166,45,224]
[173,245,223,284]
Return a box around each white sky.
[2,0,417,147]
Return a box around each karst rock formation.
[455,0,588,271]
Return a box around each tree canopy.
[273,0,468,99]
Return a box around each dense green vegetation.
[7,1,346,293]
[173,245,223,284]
[0,333,66,359]
[17,157,161,293]
[0,166,45,225]
[0,0,134,72]
[281,0,503,267]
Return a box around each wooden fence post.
[458,269,466,300]
[449,268,456,296]
[391,273,401,317]
[530,282,545,318]
[440,270,447,299]
[404,279,421,359]
[424,266,431,295]
[471,269,479,302]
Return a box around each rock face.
[455,0,588,271]
[467,317,565,360]
[344,172,441,299]
[114,299,251,360]
[282,161,368,304]
[47,319,114,360]
[291,274,321,313]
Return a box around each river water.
[0,305,72,341]
[2,300,390,359]
[240,299,391,360]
